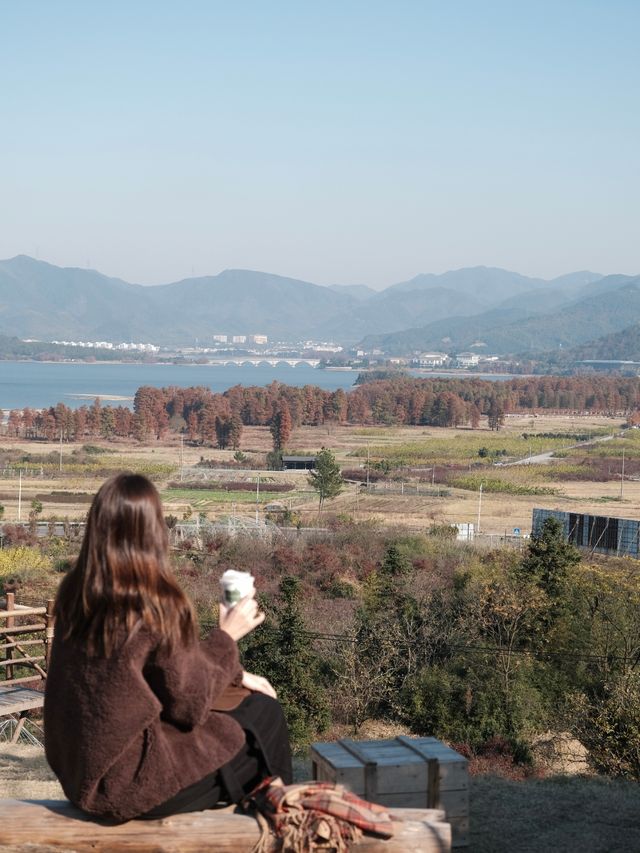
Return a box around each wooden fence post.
[44,599,55,668]
[5,591,14,681]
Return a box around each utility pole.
[180,435,184,481]
[59,429,63,473]
[17,470,22,522]
[477,482,483,535]
[366,442,370,489]
[621,447,625,498]
[255,474,260,523]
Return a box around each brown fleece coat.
[44,623,245,822]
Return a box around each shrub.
[0,546,54,594]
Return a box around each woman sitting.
[44,472,292,822]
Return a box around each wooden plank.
[4,593,14,681]
[0,624,47,636]
[313,741,431,795]
[0,608,46,620]
[0,800,451,853]
[0,640,43,651]
[340,739,378,801]
[396,736,469,792]
[0,674,44,686]
[438,790,469,819]
[0,657,44,669]
[449,815,469,849]
[312,750,365,791]
[0,687,44,715]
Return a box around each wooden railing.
[0,592,55,685]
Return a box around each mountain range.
[0,255,638,358]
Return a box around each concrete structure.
[532,508,640,557]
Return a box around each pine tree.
[270,403,292,451]
[308,448,344,514]
[241,577,329,747]
[520,516,580,599]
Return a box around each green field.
[161,488,291,506]
[348,433,591,466]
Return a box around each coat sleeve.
[143,628,241,730]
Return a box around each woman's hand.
[241,670,277,699]
[219,595,265,642]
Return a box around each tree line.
[4,374,640,447]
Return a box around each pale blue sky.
[1,1,638,287]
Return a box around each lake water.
[0,361,360,410]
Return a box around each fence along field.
[0,406,636,537]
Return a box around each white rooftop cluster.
[51,340,160,352]
[212,334,268,344]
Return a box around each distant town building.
[231,335,247,344]
[212,334,228,343]
[456,352,479,367]
[413,352,448,367]
[248,334,268,344]
[51,340,159,352]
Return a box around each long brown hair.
[55,473,196,656]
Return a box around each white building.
[456,352,479,367]
[212,334,228,343]
[414,352,448,367]
[249,334,268,344]
[231,335,247,344]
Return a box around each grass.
[447,475,560,496]
[348,433,577,466]
[470,773,640,852]
[161,488,289,505]
[6,458,177,478]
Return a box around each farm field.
[0,412,636,535]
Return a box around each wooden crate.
[311,736,469,848]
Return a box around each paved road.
[503,433,616,466]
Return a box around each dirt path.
[0,745,63,798]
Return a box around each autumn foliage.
[6,374,640,447]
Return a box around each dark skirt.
[140,693,292,818]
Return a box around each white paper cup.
[220,570,255,608]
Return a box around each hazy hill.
[0,257,357,344]
[0,256,615,349]
[361,274,640,355]
[0,256,153,341]
[382,266,549,303]
[556,321,640,363]
[315,286,488,339]
[327,284,375,300]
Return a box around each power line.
[201,621,638,666]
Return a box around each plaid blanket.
[243,776,395,852]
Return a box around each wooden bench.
[0,799,452,851]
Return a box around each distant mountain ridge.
[0,255,618,350]
[361,274,640,355]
